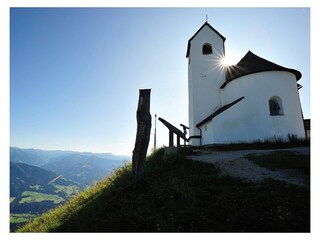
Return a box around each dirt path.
[188,147,310,186]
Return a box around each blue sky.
[10,8,310,155]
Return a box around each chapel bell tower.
[186,22,226,145]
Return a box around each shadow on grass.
[246,151,310,174]
[246,151,310,187]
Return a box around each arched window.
[202,43,213,55]
[269,96,284,115]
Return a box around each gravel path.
[188,147,310,186]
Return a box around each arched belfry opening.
[202,43,213,55]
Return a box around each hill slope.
[10,162,80,231]
[10,162,79,198]
[18,148,310,232]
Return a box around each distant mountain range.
[10,147,129,186]
[10,147,130,231]
[41,153,127,186]
[10,147,129,166]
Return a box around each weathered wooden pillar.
[132,89,151,185]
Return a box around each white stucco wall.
[201,120,214,145]
[188,25,225,145]
[202,71,305,144]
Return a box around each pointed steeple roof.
[221,51,302,88]
[186,21,226,58]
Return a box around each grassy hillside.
[18,148,310,232]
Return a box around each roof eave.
[220,51,302,88]
[196,96,245,128]
[221,70,302,89]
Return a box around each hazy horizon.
[10,145,131,156]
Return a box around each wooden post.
[169,130,174,147]
[132,89,151,185]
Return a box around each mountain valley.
[10,147,129,231]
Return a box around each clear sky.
[10,8,310,155]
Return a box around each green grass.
[10,213,38,231]
[10,213,36,224]
[246,151,310,176]
[53,184,80,198]
[19,191,65,204]
[29,184,42,191]
[18,148,310,232]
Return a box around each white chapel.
[186,21,305,146]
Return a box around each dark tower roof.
[221,51,302,88]
[186,22,226,58]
